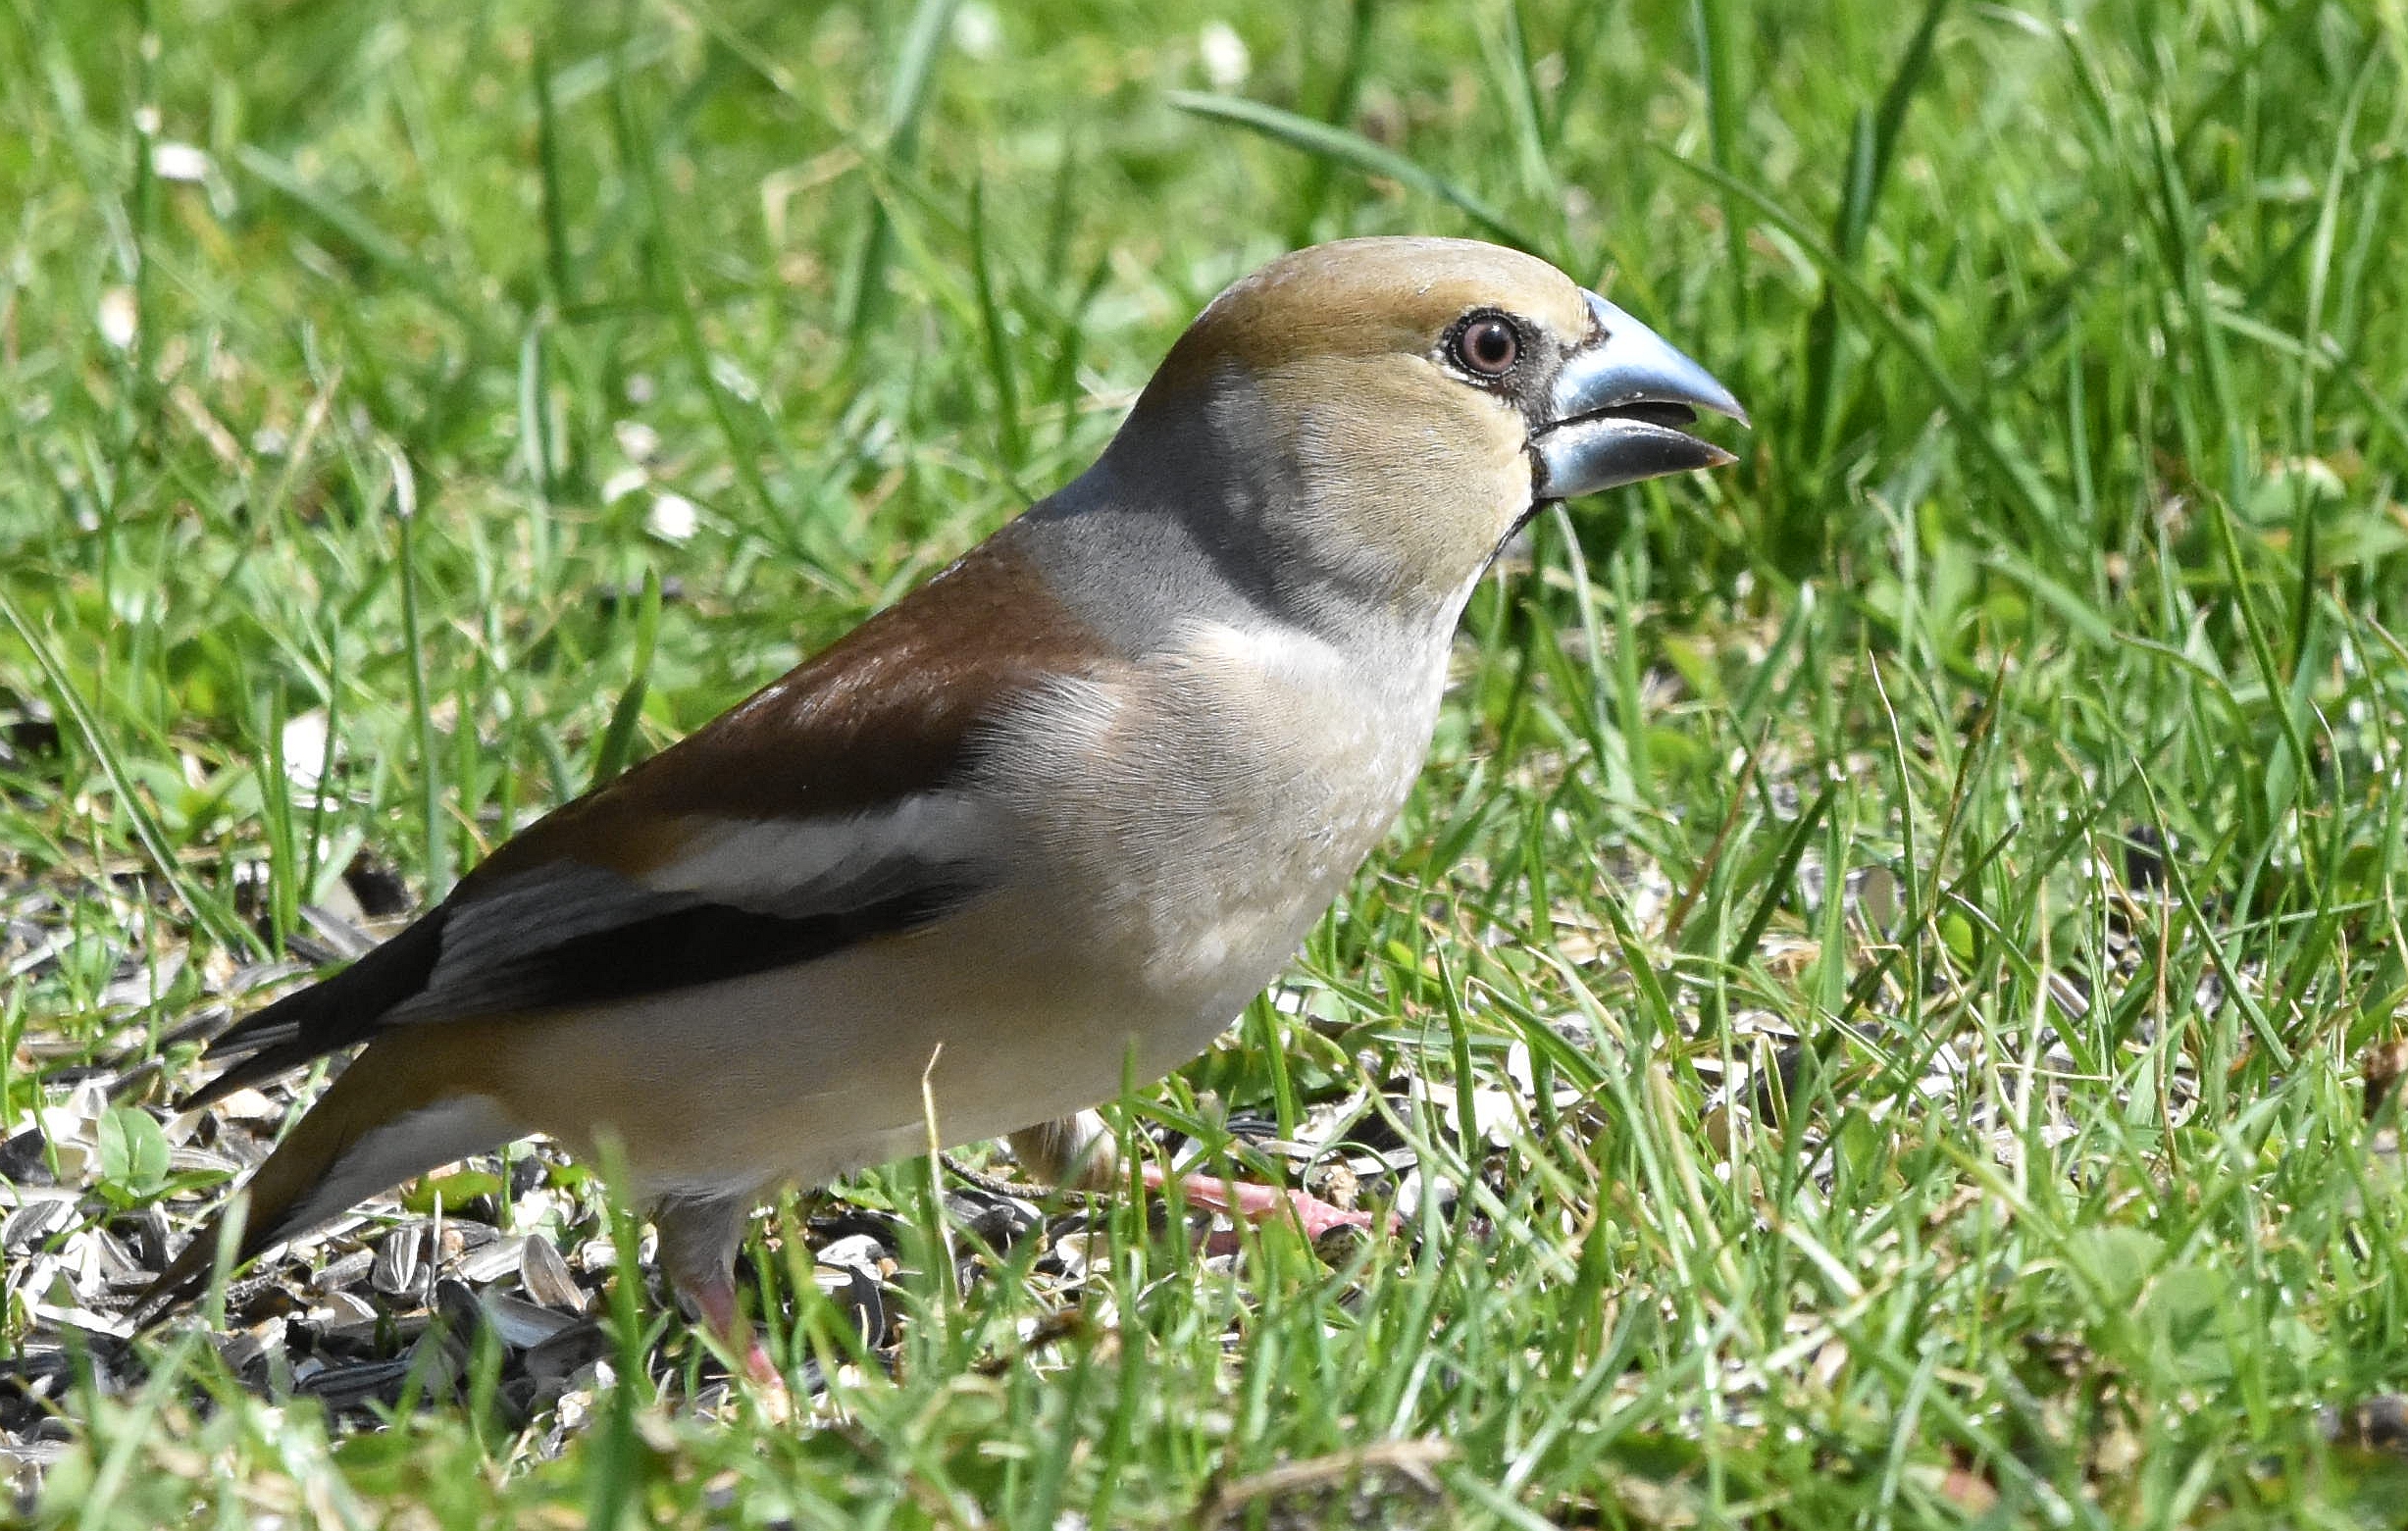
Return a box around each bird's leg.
[1009,1111,1392,1239]
[1141,1160,1393,1241]
[653,1191,786,1409]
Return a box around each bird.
[137,235,1744,1384]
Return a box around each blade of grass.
[1659,150,2060,534]
[0,587,249,953]
[841,0,956,351]
[1168,90,1538,251]
[1798,0,1952,463]
[1687,0,1750,328]
[967,179,1027,484]
[1285,0,1379,247]
[589,568,661,789]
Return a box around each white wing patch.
[400,795,1004,1020]
[643,794,999,912]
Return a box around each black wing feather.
[185,862,979,1105]
[384,876,974,1023]
[184,909,449,1107]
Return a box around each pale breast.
[984,614,1452,1025]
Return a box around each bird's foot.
[739,1341,792,1423]
[1141,1161,1397,1241]
[678,1268,790,1421]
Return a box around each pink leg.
[655,1193,788,1415]
[1141,1160,1398,1240]
[678,1266,785,1391]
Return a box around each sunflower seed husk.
[454,1235,527,1286]
[520,1233,582,1310]
[481,1292,581,1351]
[2,1198,77,1254]
[312,1250,375,1294]
[371,1226,427,1299]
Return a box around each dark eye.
[1453,315,1520,377]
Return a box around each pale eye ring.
[1453,314,1521,377]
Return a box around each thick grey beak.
[1529,291,1748,500]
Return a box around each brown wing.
[188,536,1105,1104]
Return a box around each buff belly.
[475,882,1319,1200]
[487,615,1447,1201]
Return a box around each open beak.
[1529,291,1749,500]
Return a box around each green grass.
[5,0,2408,1524]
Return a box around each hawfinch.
[141,236,1744,1378]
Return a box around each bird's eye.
[1453,315,1521,378]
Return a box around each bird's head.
[1097,236,1746,630]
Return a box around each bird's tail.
[136,1033,519,1322]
